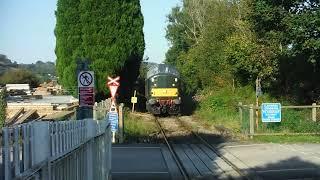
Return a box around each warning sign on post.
[78,71,94,87]
[78,71,95,107]
[107,76,120,100]
[261,103,281,122]
[109,103,119,132]
[131,97,137,104]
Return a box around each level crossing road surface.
[112,143,320,180]
[2,143,320,179]
[220,143,320,180]
[111,144,183,180]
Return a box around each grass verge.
[194,85,320,143]
[195,86,259,134]
[124,111,158,143]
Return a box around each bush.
[0,69,40,88]
[0,89,6,129]
[196,86,257,133]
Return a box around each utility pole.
[255,77,262,130]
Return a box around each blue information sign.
[261,103,281,122]
[108,111,119,132]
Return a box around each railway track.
[155,116,251,180]
[154,117,189,180]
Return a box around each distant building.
[33,80,62,96]
[6,84,31,95]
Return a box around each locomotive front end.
[146,64,181,115]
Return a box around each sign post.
[107,76,120,101]
[108,102,119,142]
[78,71,95,106]
[131,90,137,113]
[255,78,262,129]
[107,76,120,143]
[261,103,281,123]
[77,67,95,119]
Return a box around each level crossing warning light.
[107,76,120,99]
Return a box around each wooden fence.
[238,102,320,136]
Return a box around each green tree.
[19,61,56,82]
[249,0,320,102]
[55,0,82,94]
[166,0,238,93]
[0,69,40,88]
[55,0,145,99]
[225,19,278,86]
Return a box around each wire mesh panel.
[240,107,250,134]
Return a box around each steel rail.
[154,117,189,180]
[176,118,252,180]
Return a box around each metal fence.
[239,102,320,136]
[1,119,111,180]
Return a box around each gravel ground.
[157,116,199,144]
[178,116,250,146]
[125,113,243,145]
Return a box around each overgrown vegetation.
[166,0,320,140]
[124,112,158,143]
[0,54,55,84]
[166,0,320,103]
[195,86,259,133]
[0,69,40,88]
[0,89,7,129]
[55,0,145,100]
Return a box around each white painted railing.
[0,119,111,180]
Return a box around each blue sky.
[0,0,181,64]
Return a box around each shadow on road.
[120,130,320,180]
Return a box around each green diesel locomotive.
[145,64,181,115]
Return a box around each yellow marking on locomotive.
[151,88,178,97]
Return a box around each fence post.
[118,103,124,143]
[312,103,317,122]
[238,102,243,123]
[2,128,11,180]
[31,122,50,166]
[93,102,98,120]
[86,120,95,180]
[249,104,254,137]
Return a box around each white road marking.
[256,168,319,173]
[112,147,161,149]
[224,144,270,148]
[112,171,169,174]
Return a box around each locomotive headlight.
[172,83,175,87]
[174,78,178,82]
[151,78,155,82]
[174,99,181,105]
[154,83,157,87]
[149,99,157,105]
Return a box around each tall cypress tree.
[55,0,145,99]
[55,0,82,95]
